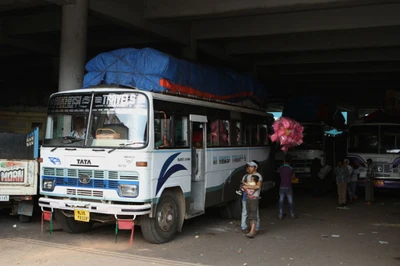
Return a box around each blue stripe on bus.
[156,152,187,195]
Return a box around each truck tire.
[55,210,93,233]
[19,214,31,223]
[140,191,179,244]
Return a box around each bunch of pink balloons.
[270,117,304,152]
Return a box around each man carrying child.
[241,161,262,238]
[242,174,261,238]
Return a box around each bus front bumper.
[38,197,152,216]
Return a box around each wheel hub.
[157,203,174,232]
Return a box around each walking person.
[278,154,297,220]
[335,160,349,207]
[365,158,376,205]
[240,161,262,234]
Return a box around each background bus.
[347,122,400,189]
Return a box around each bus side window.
[154,119,163,147]
[154,111,171,148]
[192,123,203,148]
[230,122,241,146]
[209,120,219,146]
[258,124,268,145]
[220,120,229,146]
[245,124,257,146]
[174,115,188,147]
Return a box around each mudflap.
[17,201,34,217]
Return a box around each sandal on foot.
[246,232,256,238]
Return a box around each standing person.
[278,154,297,220]
[335,160,349,207]
[365,158,376,205]
[243,174,261,238]
[344,159,354,203]
[240,161,262,234]
[349,161,360,202]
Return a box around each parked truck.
[0,128,40,222]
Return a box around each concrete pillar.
[58,0,88,92]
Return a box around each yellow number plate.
[291,177,299,183]
[374,180,384,187]
[74,210,90,222]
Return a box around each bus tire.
[55,210,93,234]
[229,197,242,220]
[141,191,179,244]
[19,214,31,223]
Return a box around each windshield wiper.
[62,138,84,144]
[120,141,145,147]
[51,137,84,151]
[108,141,145,153]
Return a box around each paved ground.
[1,189,399,266]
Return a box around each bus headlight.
[119,184,138,197]
[42,179,55,191]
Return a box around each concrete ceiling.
[1,0,399,111]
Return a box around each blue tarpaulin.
[83,47,267,109]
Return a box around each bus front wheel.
[55,210,93,233]
[141,191,179,244]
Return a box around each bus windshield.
[381,125,400,153]
[348,124,400,154]
[43,92,149,148]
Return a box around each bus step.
[185,210,204,219]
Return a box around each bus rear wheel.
[141,191,179,244]
[55,210,93,233]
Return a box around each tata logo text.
[77,159,92,165]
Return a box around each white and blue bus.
[347,122,400,190]
[38,87,275,243]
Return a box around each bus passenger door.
[189,114,207,216]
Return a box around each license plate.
[292,177,299,183]
[74,210,90,222]
[0,195,9,201]
[374,180,384,187]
